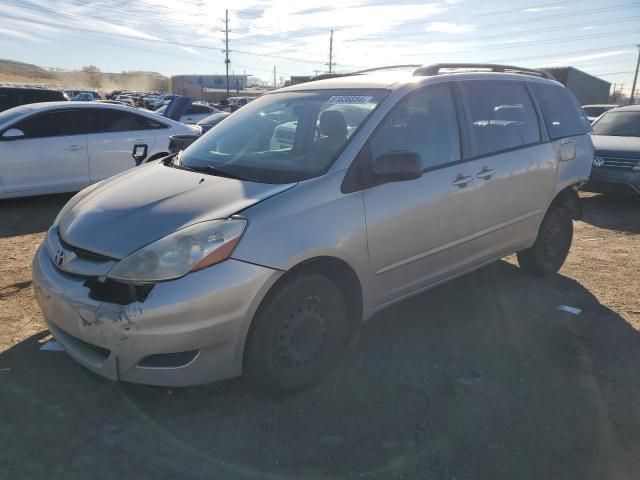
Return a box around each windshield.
[179,89,387,183]
[592,111,640,137]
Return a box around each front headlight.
[107,218,247,283]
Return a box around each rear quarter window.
[531,83,591,140]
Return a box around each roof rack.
[413,63,555,80]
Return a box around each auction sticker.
[327,95,373,104]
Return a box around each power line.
[1,21,295,77]
[473,0,583,17]
[1,12,327,66]
[364,15,640,49]
[349,3,640,41]
[398,29,639,57]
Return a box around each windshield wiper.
[181,164,251,181]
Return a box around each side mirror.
[2,128,25,140]
[373,151,423,182]
[132,144,148,165]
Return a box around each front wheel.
[517,207,573,275]
[244,273,348,392]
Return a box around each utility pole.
[313,69,321,76]
[223,9,230,98]
[630,45,640,104]
[328,29,334,73]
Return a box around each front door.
[362,83,477,308]
[0,109,89,194]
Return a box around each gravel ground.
[0,192,639,480]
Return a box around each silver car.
[32,64,593,391]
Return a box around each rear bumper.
[582,168,640,196]
[32,244,281,386]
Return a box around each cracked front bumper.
[32,244,281,386]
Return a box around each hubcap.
[274,300,326,373]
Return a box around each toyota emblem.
[593,156,605,167]
[54,248,65,266]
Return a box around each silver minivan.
[32,64,593,391]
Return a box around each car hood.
[58,162,296,259]
[591,135,640,158]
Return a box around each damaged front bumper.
[32,244,281,387]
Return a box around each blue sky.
[0,0,638,92]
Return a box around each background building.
[543,67,611,105]
[170,74,248,99]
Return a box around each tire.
[244,273,348,392]
[517,207,573,275]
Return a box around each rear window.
[531,83,591,140]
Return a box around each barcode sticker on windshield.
[327,95,373,104]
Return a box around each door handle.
[452,174,473,188]
[64,145,84,151]
[476,167,496,180]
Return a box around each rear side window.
[87,109,167,133]
[13,109,84,138]
[531,83,591,140]
[462,81,541,157]
[370,82,461,170]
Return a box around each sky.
[0,0,639,92]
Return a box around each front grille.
[59,236,117,262]
[84,278,154,305]
[602,157,639,169]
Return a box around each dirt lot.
[1,192,639,480]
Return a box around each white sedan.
[0,101,200,199]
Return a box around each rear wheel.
[244,273,348,392]
[517,207,573,275]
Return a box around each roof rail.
[349,64,422,75]
[309,64,422,82]
[413,63,555,80]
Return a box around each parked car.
[66,90,101,101]
[228,96,254,107]
[582,104,640,196]
[158,99,219,124]
[0,101,199,198]
[0,86,67,112]
[115,96,135,106]
[582,104,619,123]
[32,64,592,392]
[96,100,135,107]
[197,111,230,133]
[70,92,95,101]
